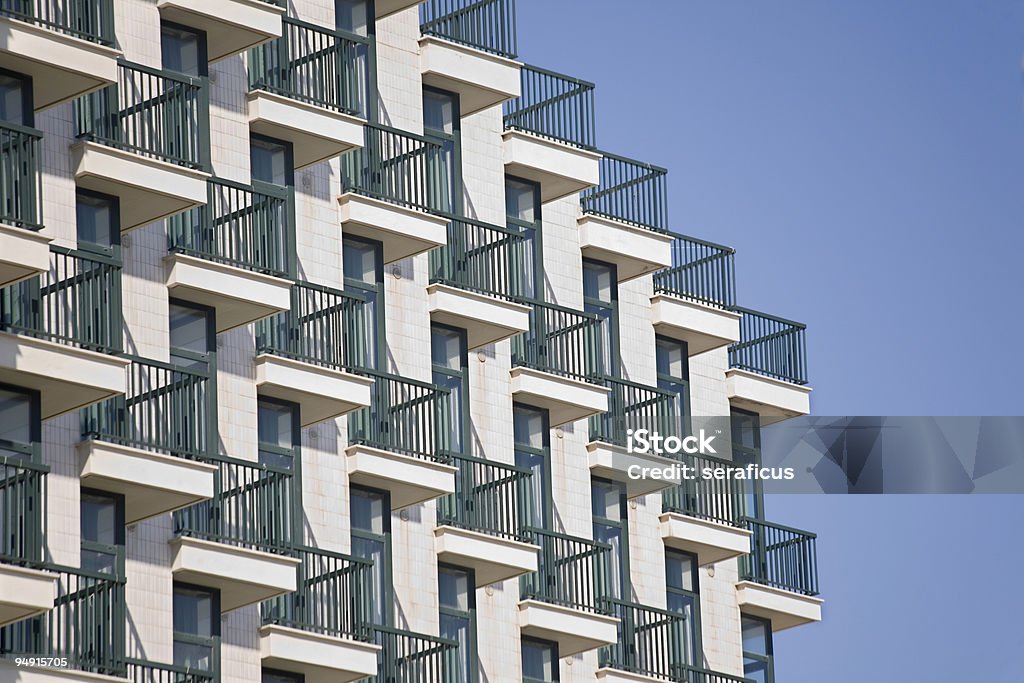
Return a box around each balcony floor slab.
[735,579,823,631]
[427,283,530,349]
[256,354,374,426]
[157,0,285,62]
[587,441,679,498]
[338,193,448,264]
[518,599,619,657]
[650,294,741,356]
[419,36,521,116]
[725,368,812,424]
[659,512,751,567]
[0,563,57,628]
[248,91,365,169]
[578,214,673,283]
[502,130,601,204]
[260,624,380,683]
[346,444,457,510]
[0,224,52,288]
[434,526,539,586]
[509,366,609,428]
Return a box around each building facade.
[0,1,821,682]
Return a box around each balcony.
[518,528,619,656]
[374,625,457,683]
[172,455,300,612]
[435,454,539,586]
[502,65,600,203]
[79,355,217,523]
[726,309,811,423]
[346,370,457,509]
[166,177,293,332]
[651,234,741,355]
[578,154,673,282]
[660,454,751,567]
[157,0,284,63]
[339,123,450,263]
[418,0,521,116]
[261,546,380,683]
[588,377,681,498]
[0,247,128,419]
[248,17,367,169]
[0,457,57,628]
[0,0,119,111]
[736,518,822,631]
[0,122,51,288]
[510,300,609,427]
[428,217,530,348]
[255,281,374,425]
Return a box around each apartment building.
[0,1,822,682]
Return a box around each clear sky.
[514,1,1024,680]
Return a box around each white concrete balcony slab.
[0,225,51,288]
[659,512,751,567]
[0,16,119,111]
[434,526,538,587]
[587,441,678,499]
[518,599,619,657]
[502,130,600,204]
[338,193,448,264]
[157,0,284,63]
[260,624,381,683]
[0,332,128,419]
[0,661,127,682]
[735,580,823,631]
[71,142,209,232]
[596,669,666,683]
[0,563,57,627]
[170,536,300,613]
[165,253,292,333]
[509,366,609,428]
[256,354,374,426]
[248,91,365,170]
[78,439,216,524]
[650,294,741,356]
[577,214,673,283]
[725,368,812,425]
[376,0,422,18]
[346,444,457,510]
[427,283,530,350]
[419,36,521,116]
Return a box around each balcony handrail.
[124,659,215,683]
[0,0,116,46]
[599,598,690,681]
[728,307,808,385]
[437,453,533,541]
[503,64,597,150]
[672,663,756,683]
[653,232,737,310]
[589,376,679,447]
[520,526,613,614]
[429,216,526,300]
[374,625,459,683]
[739,517,819,596]
[581,152,669,233]
[0,455,49,566]
[420,0,518,59]
[0,119,44,230]
[662,452,747,527]
[510,298,607,383]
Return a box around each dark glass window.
[423,87,459,213]
[656,337,690,435]
[76,191,119,251]
[0,386,37,459]
[251,136,293,187]
[342,237,383,369]
[583,260,617,377]
[731,409,762,518]
[350,487,390,625]
[170,302,213,370]
[591,478,628,599]
[173,584,219,673]
[80,491,124,575]
[336,0,370,36]
[666,549,701,666]
[431,325,467,454]
[439,566,476,683]
[262,671,303,683]
[742,616,774,683]
[258,399,297,470]
[521,637,558,682]
[161,23,206,76]
[513,404,550,529]
[505,177,541,299]
[0,72,30,126]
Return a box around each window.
[591,478,628,599]
[336,0,370,35]
[513,404,550,530]
[731,409,762,519]
[80,490,124,575]
[665,549,701,667]
[439,565,477,683]
[505,177,541,299]
[76,190,119,253]
[0,385,39,460]
[161,23,206,76]
[656,337,690,436]
[262,671,303,683]
[251,136,293,187]
[335,0,373,118]
[741,616,774,683]
[173,584,219,674]
[342,237,384,369]
[431,325,467,454]
[583,260,618,377]
[258,399,298,471]
[169,301,214,371]
[521,637,558,683]
[350,486,391,626]
[423,87,460,213]
[0,70,31,126]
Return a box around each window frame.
[741,614,775,683]
[590,476,629,600]
[0,67,34,127]
[0,382,41,461]
[75,188,122,258]
[169,298,217,371]
[582,258,620,378]
[520,636,559,683]
[80,487,126,577]
[160,20,209,77]
[172,581,221,675]
[665,548,703,667]
[730,408,763,519]
[349,484,393,627]
[422,85,462,215]
[512,403,552,531]
[505,175,543,301]
[342,235,385,370]
[655,335,691,435]
[438,563,478,683]
[430,323,469,456]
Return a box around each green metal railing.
[653,234,736,310]
[589,377,677,447]
[662,453,746,527]
[348,370,452,463]
[82,355,212,460]
[420,0,517,58]
[0,121,43,230]
[0,0,115,45]
[374,625,458,683]
[581,152,669,233]
[520,527,612,614]
[0,564,126,675]
[262,546,374,642]
[0,456,48,565]
[429,217,525,300]
[503,65,596,150]
[124,659,216,683]
[511,300,606,382]
[729,308,808,385]
[249,16,370,116]
[739,517,819,596]
[256,280,368,371]
[437,454,532,541]
[75,60,210,170]
[0,246,122,353]
[341,123,450,215]
[600,599,689,682]
[168,177,294,277]
[671,664,755,683]
[173,454,296,555]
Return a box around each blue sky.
[515,2,1024,680]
